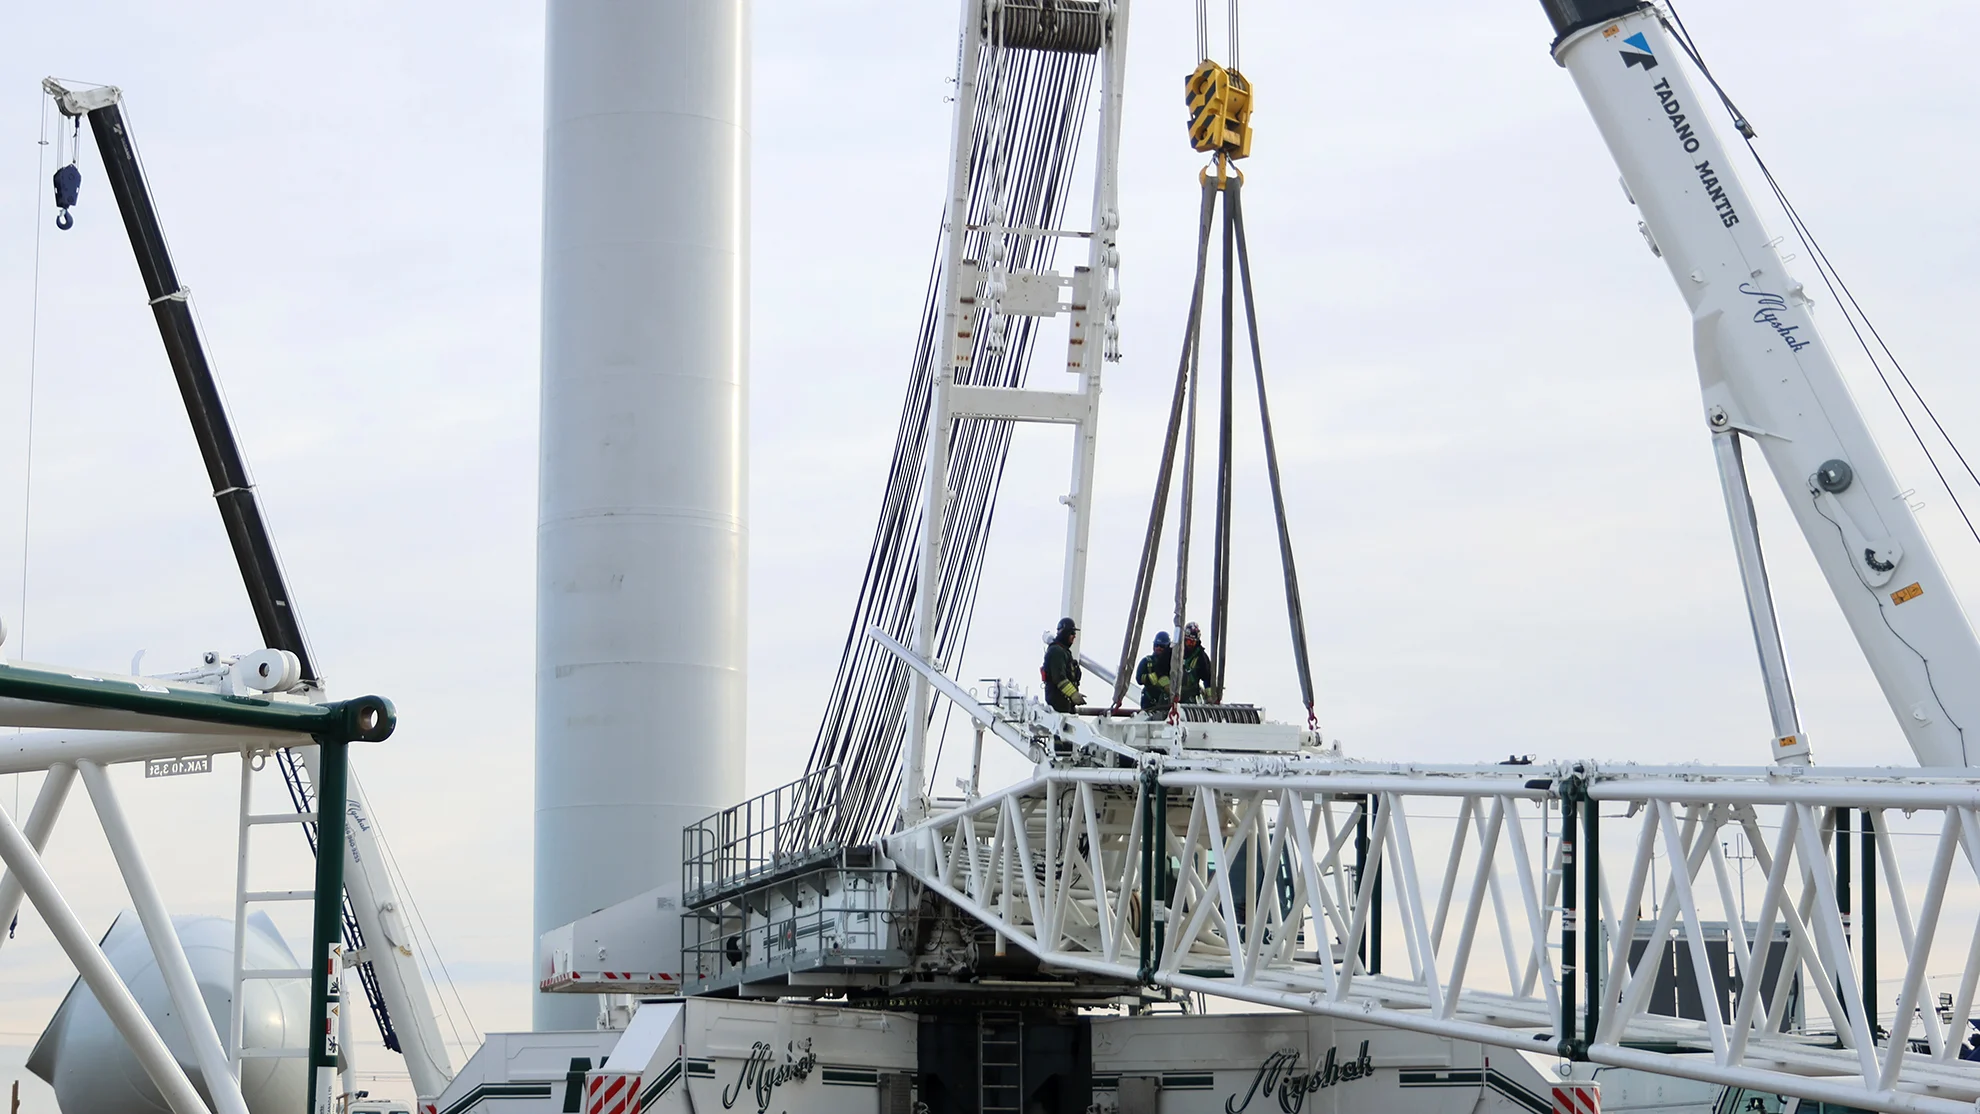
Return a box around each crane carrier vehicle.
[8,2,1980,1114]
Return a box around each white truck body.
[433,999,1735,1114]
[429,999,915,1114]
[1091,1011,1725,1113]
[1093,1013,1545,1114]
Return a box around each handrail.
[683,766,844,906]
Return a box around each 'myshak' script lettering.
[1225,1040,1375,1113]
[1740,284,1812,353]
[721,1040,817,1113]
[1693,160,1740,228]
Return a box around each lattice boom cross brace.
[884,763,1980,1114]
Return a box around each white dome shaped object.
[28,911,309,1114]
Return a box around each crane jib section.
[886,760,1980,1114]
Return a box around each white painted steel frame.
[230,751,320,1082]
[0,791,220,1114]
[1712,430,1807,762]
[0,761,74,944]
[0,702,451,1104]
[0,759,258,1114]
[902,0,1129,824]
[887,759,1980,1114]
[78,759,252,1114]
[0,724,315,1113]
[0,727,303,776]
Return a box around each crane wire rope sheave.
[35,79,453,1098]
[1109,15,1317,729]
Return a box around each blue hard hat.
[1153,630,1171,648]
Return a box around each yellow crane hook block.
[1184,59,1253,159]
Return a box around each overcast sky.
[4,1,1980,1108]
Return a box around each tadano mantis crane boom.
[1538,2,1980,769]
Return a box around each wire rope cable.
[120,94,320,664]
[1193,0,1240,69]
[12,94,53,842]
[1109,176,1316,722]
[351,769,482,1054]
[1228,0,1241,74]
[1108,180,1218,709]
[1208,172,1236,698]
[115,91,393,1045]
[20,96,51,666]
[1227,180,1318,724]
[804,40,1100,845]
[1661,3,1980,547]
[1174,286,1202,646]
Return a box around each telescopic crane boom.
[1537,2,1980,769]
[41,78,456,1102]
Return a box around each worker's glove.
[1072,691,1088,706]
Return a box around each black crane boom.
[61,90,317,682]
[44,79,402,1060]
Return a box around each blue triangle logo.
[1619,31,1658,69]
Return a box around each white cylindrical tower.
[534,0,749,1029]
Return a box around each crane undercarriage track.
[883,758,1980,1114]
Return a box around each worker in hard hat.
[1135,630,1174,718]
[1176,620,1218,704]
[1042,616,1085,713]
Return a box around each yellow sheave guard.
[1184,59,1253,159]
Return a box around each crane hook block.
[52,163,81,231]
[1185,60,1253,159]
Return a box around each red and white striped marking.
[586,1071,641,1114]
[1552,1082,1600,1114]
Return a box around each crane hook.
[52,163,81,230]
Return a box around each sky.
[4,0,1980,1109]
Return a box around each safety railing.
[682,765,843,908]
